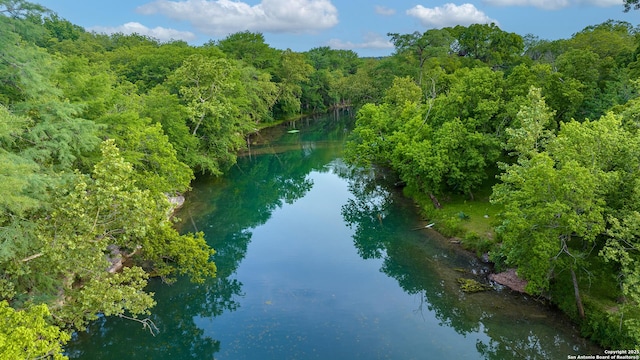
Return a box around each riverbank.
[403,185,639,350]
[251,114,637,350]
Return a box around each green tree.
[238,64,278,123]
[216,31,279,71]
[139,86,199,165]
[273,49,314,117]
[450,23,523,69]
[168,54,251,174]
[387,29,453,85]
[505,87,554,157]
[347,76,500,206]
[1,139,216,354]
[0,10,101,171]
[492,153,605,317]
[336,58,384,109]
[301,47,362,113]
[433,66,506,133]
[106,39,199,92]
[492,109,638,318]
[0,301,69,359]
[344,102,396,167]
[100,111,194,195]
[601,211,640,343]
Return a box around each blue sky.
[36,0,639,57]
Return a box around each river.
[65,113,601,359]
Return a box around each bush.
[438,216,464,238]
[580,298,638,349]
[462,231,492,256]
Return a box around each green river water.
[65,113,602,359]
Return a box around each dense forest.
[0,0,639,357]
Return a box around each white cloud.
[483,0,620,9]
[407,4,497,28]
[137,0,339,35]
[374,5,396,16]
[328,32,394,50]
[89,22,197,42]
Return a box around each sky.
[36,0,639,57]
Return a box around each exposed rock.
[167,195,185,209]
[106,244,141,274]
[106,244,123,274]
[489,268,528,293]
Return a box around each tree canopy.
[1,0,640,354]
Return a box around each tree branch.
[21,252,44,262]
[118,314,159,336]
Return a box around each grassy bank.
[403,183,639,350]
[406,182,503,258]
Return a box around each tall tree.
[273,49,314,117]
[492,99,639,318]
[387,29,453,85]
[450,23,524,69]
[168,54,251,174]
[216,31,279,71]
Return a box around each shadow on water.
[339,165,602,359]
[65,112,601,359]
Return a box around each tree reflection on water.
[339,165,601,359]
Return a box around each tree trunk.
[192,115,205,136]
[570,267,585,318]
[429,193,442,209]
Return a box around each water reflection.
[66,114,353,359]
[338,166,600,358]
[66,113,599,359]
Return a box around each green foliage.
[600,211,640,341]
[0,20,101,170]
[0,106,40,216]
[1,139,216,347]
[449,23,524,68]
[107,40,198,92]
[99,111,194,195]
[347,72,501,203]
[139,86,199,165]
[387,29,454,84]
[493,105,640,345]
[217,31,279,71]
[300,47,361,113]
[2,5,640,352]
[433,67,506,133]
[383,76,423,106]
[82,140,216,283]
[168,54,252,174]
[505,86,554,157]
[56,267,155,331]
[462,231,494,256]
[0,301,69,360]
[580,297,640,349]
[493,152,605,293]
[570,20,637,66]
[344,103,396,167]
[273,49,314,117]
